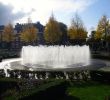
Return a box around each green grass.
[67,81,110,100]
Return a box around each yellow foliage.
[68,27,87,40]
[95,15,109,40]
[2,23,14,42]
[68,28,77,39]
[68,14,87,40]
[94,30,102,40]
[20,25,38,43]
[44,15,62,44]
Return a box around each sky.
[0,0,110,34]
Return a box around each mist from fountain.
[21,45,90,68]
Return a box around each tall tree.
[2,23,14,49]
[68,14,87,45]
[2,23,14,42]
[44,14,62,44]
[20,23,38,45]
[95,15,109,40]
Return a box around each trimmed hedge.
[0,78,22,98]
[0,78,67,100]
[0,69,5,78]
[2,69,110,83]
[92,54,110,60]
[90,70,110,83]
[19,80,67,100]
[0,78,58,99]
[0,69,91,81]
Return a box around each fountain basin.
[0,58,110,71]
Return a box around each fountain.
[21,45,90,69]
[0,45,91,70]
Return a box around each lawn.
[67,81,110,100]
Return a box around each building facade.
[0,22,45,49]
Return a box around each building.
[0,25,5,48]
[0,22,45,49]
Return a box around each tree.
[20,23,38,45]
[2,23,14,42]
[68,14,87,45]
[44,14,62,44]
[94,31,102,40]
[95,15,110,51]
[95,15,109,41]
[2,23,14,49]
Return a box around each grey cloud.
[0,2,29,25]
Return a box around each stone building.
[0,22,45,49]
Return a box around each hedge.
[90,70,110,83]
[0,69,91,81]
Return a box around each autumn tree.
[2,23,14,49]
[94,31,102,40]
[95,15,109,41]
[44,14,62,45]
[68,14,87,45]
[20,20,38,45]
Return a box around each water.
[21,45,90,68]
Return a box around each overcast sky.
[0,0,110,33]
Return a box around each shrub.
[0,69,5,78]
[90,70,110,83]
